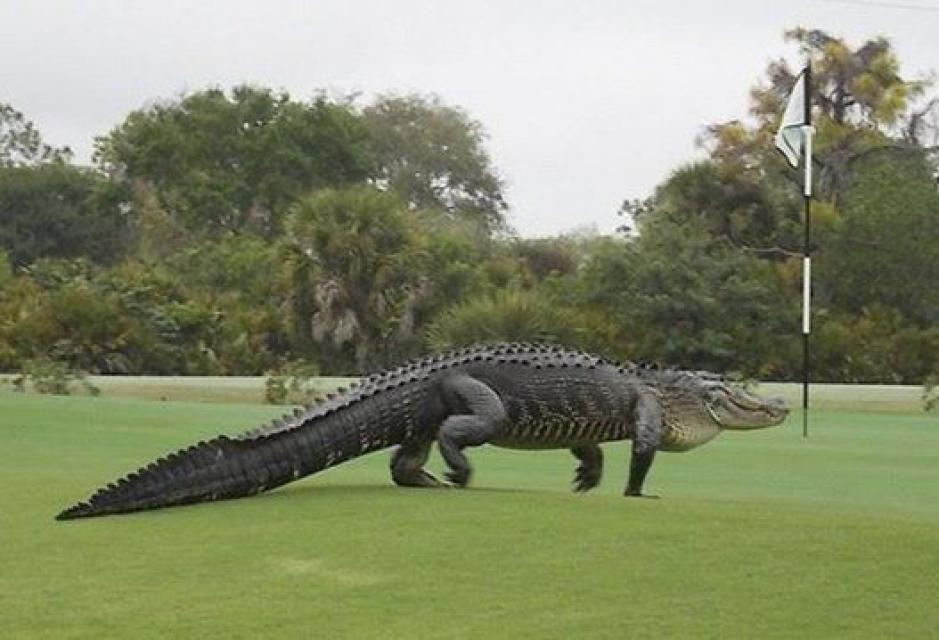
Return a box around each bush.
[13,358,100,396]
[426,288,582,350]
[264,360,322,405]
[814,308,939,384]
[925,374,938,413]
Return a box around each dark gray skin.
[56,344,789,520]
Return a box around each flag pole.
[801,62,812,440]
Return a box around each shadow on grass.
[272,481,543,500]
[53,481,562,524]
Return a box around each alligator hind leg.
[571,444,603,492]
[437,376,508,487]
[390,440,444,488]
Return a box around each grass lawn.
[1,383,937,638]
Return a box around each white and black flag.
[775,68,810,169]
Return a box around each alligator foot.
[444,469,471,488]
[391,442,445,488]
[411,470,448,488]
[573,465,601,492]
[570,444,603,492]
[394,469,447,488]
[624,491,661,499]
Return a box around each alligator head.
[699,379,789,430]
[652,370,789,450]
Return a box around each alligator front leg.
[571,444,603,492]
[390,439,445,488]
[437,376,508,487]
[625,392,664,498]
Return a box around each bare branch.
[740,245,801,258]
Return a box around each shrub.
[15,357,100,396]
[925,374,938,413]
[426,288,582,350]
[264,360,322,405]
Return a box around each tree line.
[1,28,938,385]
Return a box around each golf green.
[1,385,937,638]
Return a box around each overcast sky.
[2,0,937,236]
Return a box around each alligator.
[56,343,788,520]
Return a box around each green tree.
[578,221,794,377]
[818,151,939,326]
[709,28,932,205]
[0,250,12,286]
[635,161,804,260]
[363,94,508,233]
[284,186,433,372]
[166,235,286,373]
[0,163,128,267]
[96,86,372,237]
[510,237,580,282]
[0,102,71,167]
[1,258,228,375]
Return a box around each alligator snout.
[767,396,789,419]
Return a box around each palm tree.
[283,186,430,373]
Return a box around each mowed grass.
[1,384,938,638]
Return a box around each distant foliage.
[0,103,72,167]
[96,87,371,237]
[426,288,582,350]
[511,237,580,281]
[813,308,939,384]
[166,234,285,374]
[264,360,322,405]
[363,94,508,233]
[924,377,938,413]
[12,358,99,396]
[0,164,128,267]
[575,221,794,378]
[1,29,937,384]
[284,186,435,373]
[819,153,939,327]
[0,258,225,375]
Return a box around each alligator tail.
[55,396,403,520]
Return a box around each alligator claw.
[419,470,447,488]
[572,465,601,492]
[445,469,470,488]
